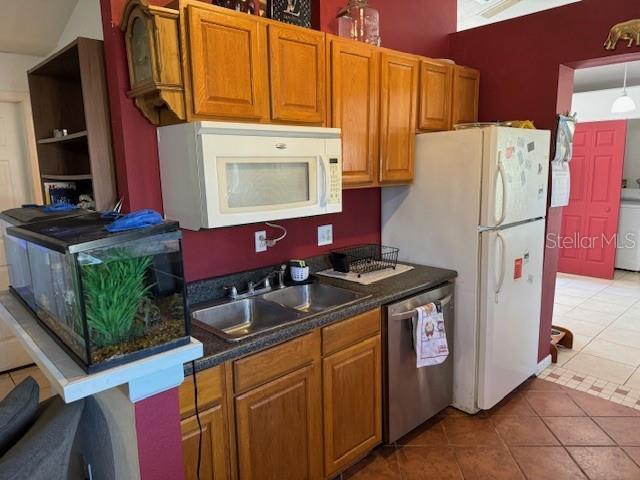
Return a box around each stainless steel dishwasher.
[383,282,455,443]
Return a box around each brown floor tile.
[520,377,567,392]
[442,417,502,447]
[567,447,640,480]
[9,366,51,402]
[397,446,463,479]
[524,391,585,417]
[566,390,640,417]
[511,446,586,480]
[0,374,14,400]
[493,416,558,446]
[438,406,478,417]
[342,447,402,479]
[593,417,640,446]
[397,417,447,446]
[622,447,640,468]
[543,417,614,446]
[490,392,537,417]
[454,446,524,479]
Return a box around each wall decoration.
[269,0,312,28]
[604,19,640,50]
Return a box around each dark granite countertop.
[185,263,456,375]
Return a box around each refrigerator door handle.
[495,232,506,303]
[495,152,508,225]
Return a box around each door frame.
[0,91,42,204]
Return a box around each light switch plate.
[255,231,267,252]
[318,224,333,246]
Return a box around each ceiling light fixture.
[611,64,637,114]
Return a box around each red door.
[558,120,627,279]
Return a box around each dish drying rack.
[329,244,399,277]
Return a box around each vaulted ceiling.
[458,0,582,31]
[0,0,79,56]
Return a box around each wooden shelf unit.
[28,38,117,210]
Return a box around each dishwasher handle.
[391,295,453,321]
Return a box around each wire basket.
[329,244,399,276]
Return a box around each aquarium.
[1,207,91,298]
[6,213,189,373]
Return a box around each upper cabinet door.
[379,52,419,185]
[419,60,453,131]
[329,37,379,188]
[451,65,480,127]
[186,5,269,120]
[268,25,326,124]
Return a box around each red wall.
[101,0,456,281]
[316,0,453,58]
[449,0,640,362]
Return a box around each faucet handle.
[224,285,238,299]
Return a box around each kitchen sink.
[261,283,364,314]
[191,298,303,342]
[191,283,368,342]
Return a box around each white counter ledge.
[0,291,203,403]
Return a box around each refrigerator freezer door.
[480,128,551,228]
[478,219,545,410]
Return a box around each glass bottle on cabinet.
[337,0,381,46]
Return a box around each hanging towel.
[413,302,449,368]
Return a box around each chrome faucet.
[225,265,287,300]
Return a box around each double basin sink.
[192,283,367,342]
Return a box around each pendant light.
[611,64,636,114]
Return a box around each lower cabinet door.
[235,363,323,480]
[181,404,230,480]
[323,335,382,477]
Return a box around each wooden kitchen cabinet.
[268,24,326,124]
[234,363,323,479]
[179,365,231,480]
[451,65,480,127]
[328,36,380,188]
[379,51,419,185]
[323,334,382,477]
[418,59,453,131]
[181,405,230,480]
[184,3,269,121]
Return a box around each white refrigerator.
[382,126,551,413]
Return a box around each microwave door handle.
[319,155,328,207]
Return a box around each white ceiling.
[574,61,640,93]
[458,0,582,31]
[0,0,79,56]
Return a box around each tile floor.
[542,270,640,410]
[0,364,52,402]
[342,377,640,479]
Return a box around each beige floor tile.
[554,318,606,337]
[572,334,594,351]
[0,374,15,400]
[564,353,636,385]
[553,304,575,318]
[555,294,587,307]
[624,369,640,390]
[556,349,579,367]
[599,326,640,349]
[590,292,639,308]
[611,313,640,332]
[562,307,620,327]
[603,285,640,298]
[578,299,630,316]
[9,366,51,401]
[582,339,640,367]
[556,287,595,299]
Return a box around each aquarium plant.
[81,250,153,347]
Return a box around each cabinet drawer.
[233,330,320,393]
[180,364,225,419]
[322,308,381,355]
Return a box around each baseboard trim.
[536,355,552,375]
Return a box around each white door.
[478,219,545,410]
[0,101,33,372]
[480,127,551,228]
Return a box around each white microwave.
[157,122,342,230]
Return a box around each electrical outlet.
[318,224,333,246]
[255,231,267,252]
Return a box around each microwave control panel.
[328,157,342,204]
